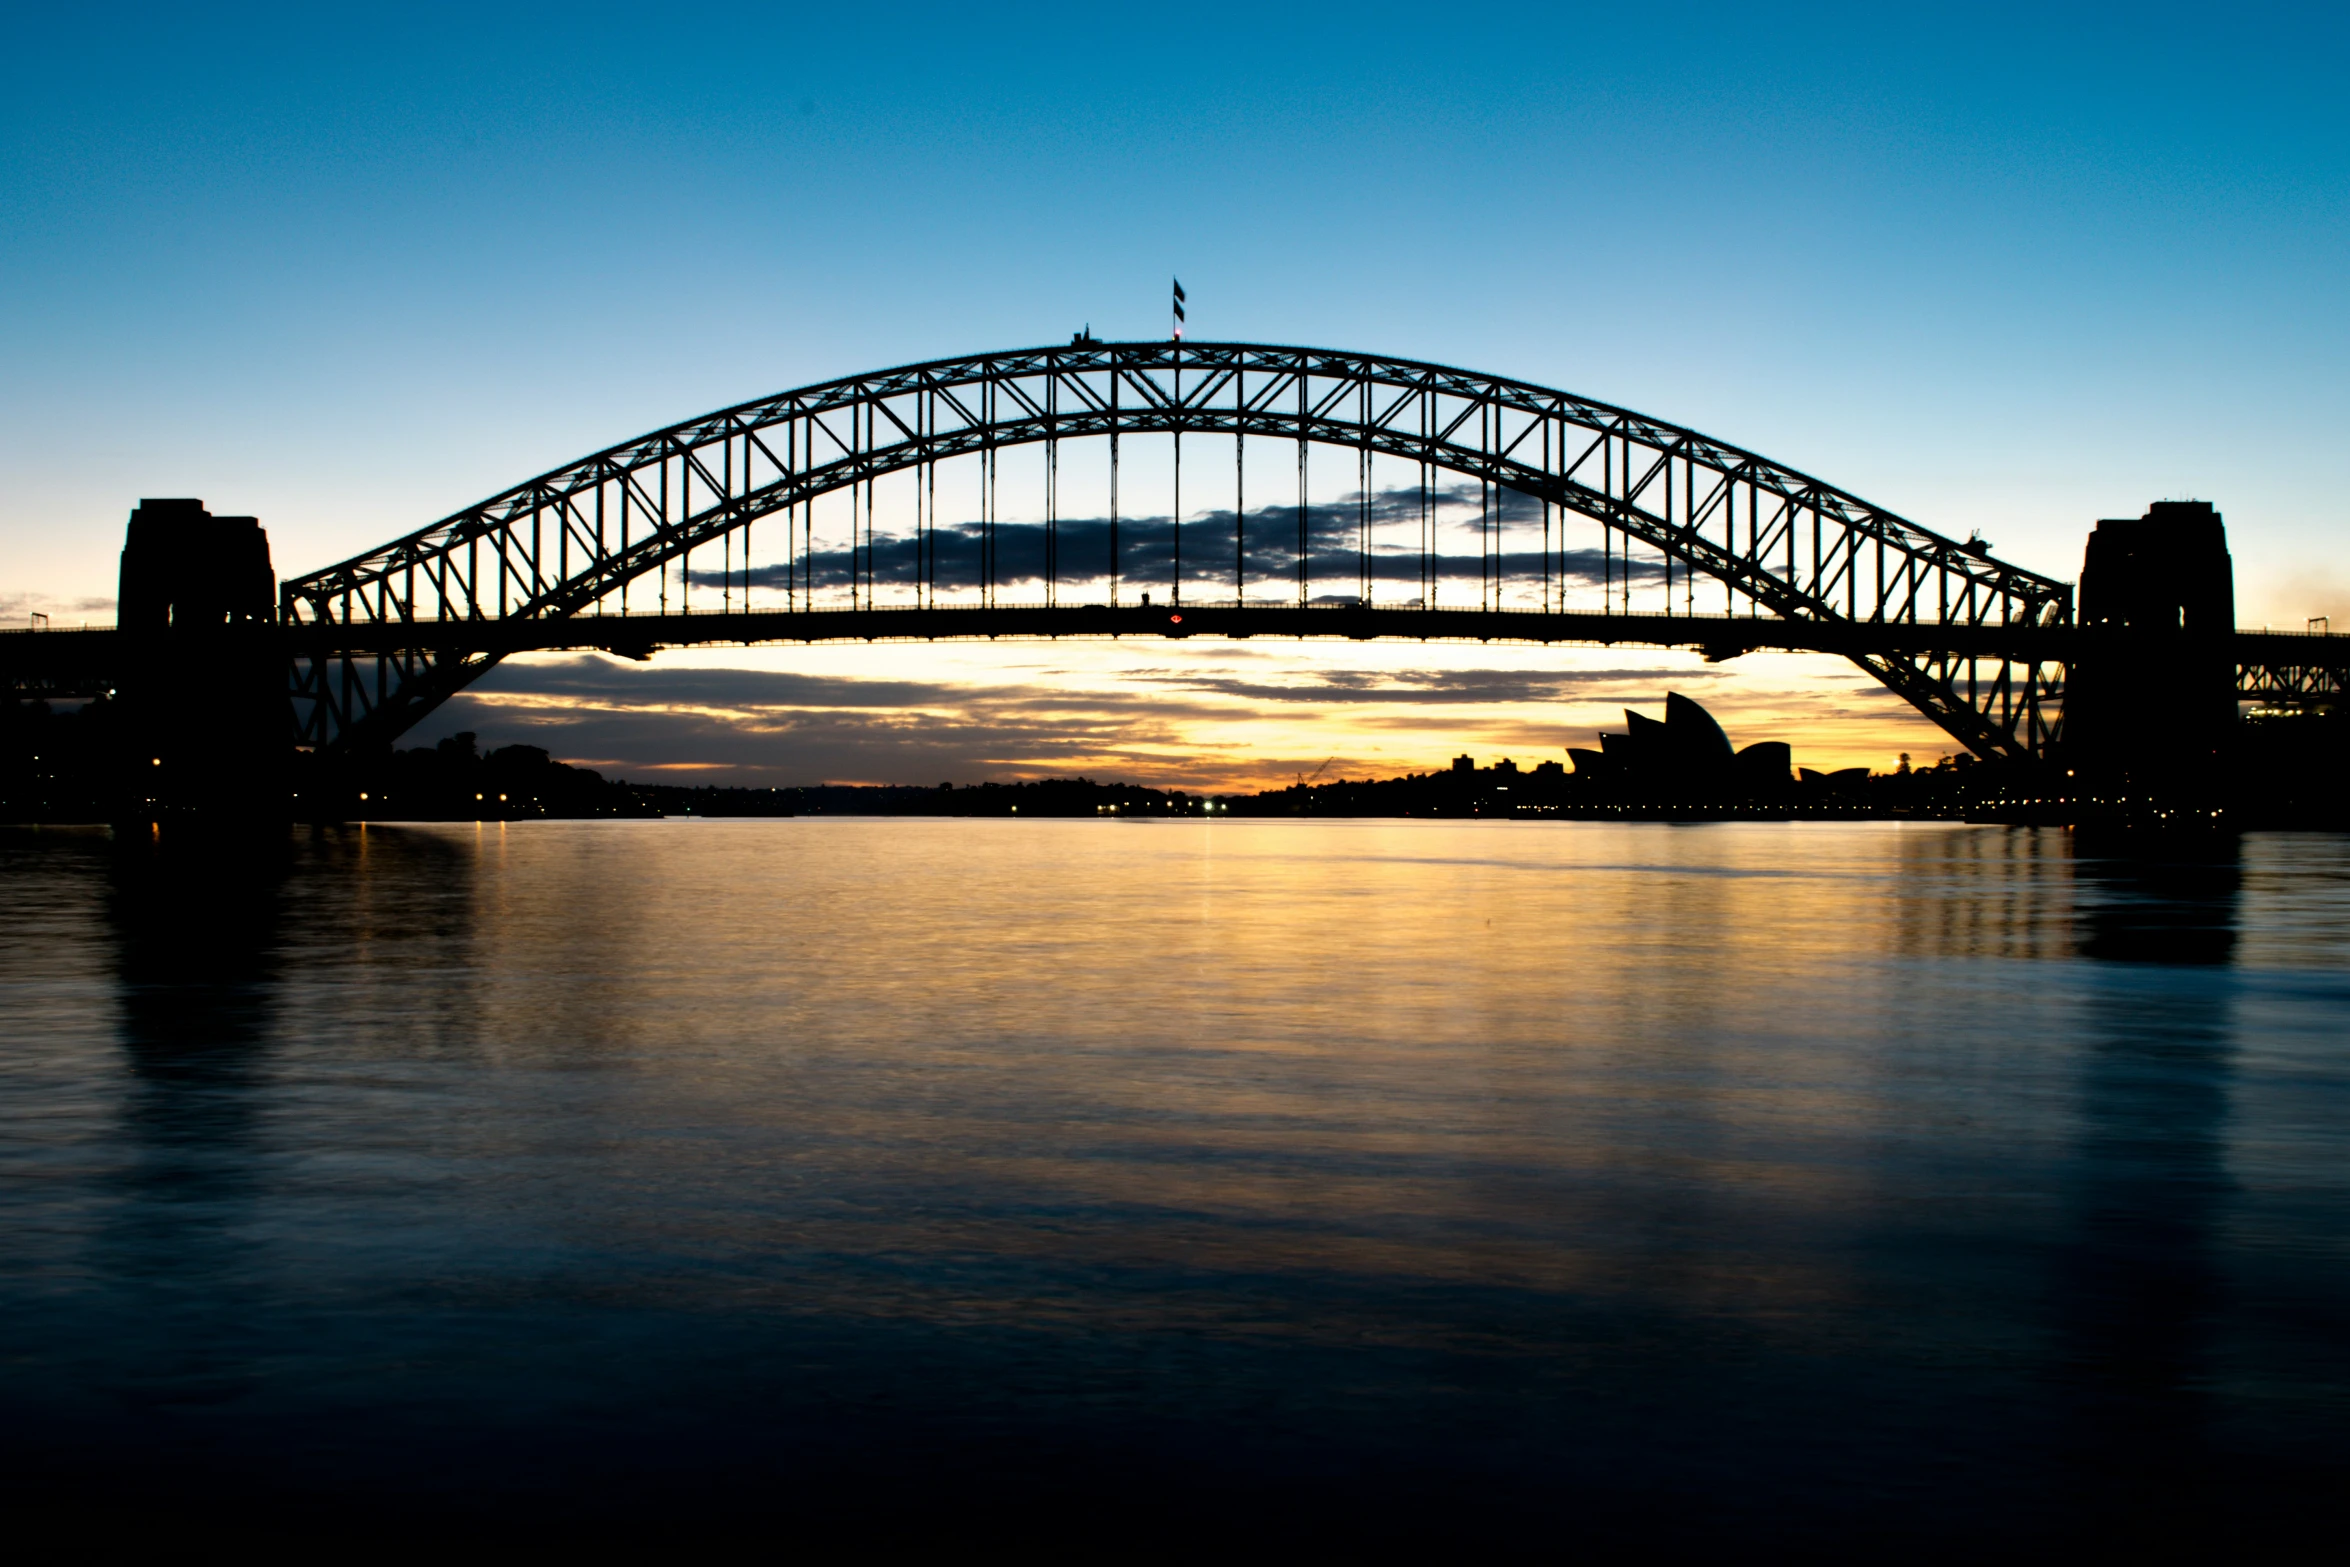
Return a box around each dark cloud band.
[416,654,1722,786]
[682,483,1668,596]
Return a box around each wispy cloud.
[684,481,1666,597]
[1140,666,1723,705]
[0,591,115,626]
[425,656,1225,785]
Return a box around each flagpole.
[1172,276,1185,607]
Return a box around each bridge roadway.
[5,604,2344,704]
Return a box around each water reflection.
[0,820,2339,1546]
[2075,842,2243,967]
[107,830,286,1060]
[2056,837,2240,1546]
[1891,824,2075,962]
[291,824,486,1058]
[93,830,289,1411]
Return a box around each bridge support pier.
[113,499,288,829]
[2062,502,2238,825]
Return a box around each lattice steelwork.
[283,342,2075,761]
[2236,632,2350,712]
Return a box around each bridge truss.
[282,342,2076,763]
[2236,633,2350,712]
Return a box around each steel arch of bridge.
[284,341,2074,762]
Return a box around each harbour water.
[3,819,2346,1548]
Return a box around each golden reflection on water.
[260,819,2212,1335]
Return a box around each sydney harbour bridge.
[4,339,2343,815]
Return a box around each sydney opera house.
[1568,692,1868,804]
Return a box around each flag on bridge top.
[1172,277,1185,340]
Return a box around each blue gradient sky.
[4,2,2344,782]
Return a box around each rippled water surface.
[4,819,2347,1548]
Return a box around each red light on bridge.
[1170,614,1183,624]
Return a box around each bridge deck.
[303,604,2079,660]
[5,606,2343,702]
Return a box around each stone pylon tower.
[2064,501,2237,813]
[114,498,286,825]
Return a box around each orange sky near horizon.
[412,637,1962,794]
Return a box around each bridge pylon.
[112,499,286,828]
[2062,501,2239,822]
